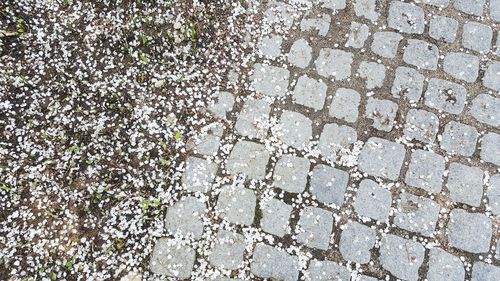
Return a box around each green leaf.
[174,131,182,142]
[65,259,74,270]
[50,272,57,281]
[0,185,13,191]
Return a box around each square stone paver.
[405,150,445,193]
[300,13,331,36]
[208,91,234,119]
[305,260,351,280]
[235,98,271,139]
[251,63,290,97]
[492,0,500,22]
[365,98,398,132]
[319,123,357,162]
[346,22,369,48]
[278,110,312,149]
[354,0,379,22]
[471,262,500,281]
[292,75,327,110]
[273,155,310,193]
[487,174,500,215]
[339,221,376,264]
[194,134,220,156]
[320,0,347,10]
[447,163,484,207]
[358,61,386,89]
[150,238,195,278]
[371,31,402,58]
[358,137,406,180]
[257,34,282,59]
[453,0,485,16]
[379,234,425,281]
[315,48,353,80]
[480,132,500,166]
[440,121,479,156]
[260,198,293,237]
[329,88,360,123]
[182,157,218,193]
[250,243,299,281]
[403,39,439,70]
[165,197,206,240]
[216,185,256,226]
[483,62,500,91]
[296,206,334,250]
[404,109,439,143]
[227,141,269,180]
[288,38,312,68]
[426,248,465,281]
[429,16,458,42]
[391,66,424,103]
[394,193,440,236]
[209,230,246,270]
[463,21,493,53]
[447,209,492,253]
[470,94,500,127]
[443,52,479,82]
[310,164,349,206]
[388,1,425,34]
[354,179,392,221]
[424,78,467,114]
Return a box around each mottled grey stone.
[150,239,195,278]
[358,61,386,89]
[315,48,353,80]
[391,66,424,103]
[424,78,467,114]
[355,275,380,281]
[379,235,425,281]
[263,1,294,31]
[288,38,312,68]
[404,109,439,143]
[427,248,465,281]
[209,230,245,270]
[472,262,500,281]
[305,260,351,281]
[227,141,269,180]
[447,209,492,253]
[365,98,398,132]
[165,197,206,240]
[358,137,406,180]
[371,31,402,58]
[250,243,299,281]
[329,88,360,123]
[440,121,479,156]
[403,39,439,70]
[310,164,349,206]
[257,34,282,59]
[194,134,220,156]
[429,16,458,42]
[319,123,357,162]
[235,98,271,139]
[354,179,392,221]
[483,62,500,91]
[251,63,290,97]
[480,132,500,166]
[346,22,369,48]
[208,91,234,119]
[292,75,327,110]
[487,174,500,215]
[296,206,334,250]
[462,22,493,53]
[182,157,218,193]
[320,0,346,10]
[354,0,379,22]
[447,163,484,207]
[453,0,485,16]
[273,155,310,193]
[405,150,445,193]
[300,13,331,36]
[443,52,479,82]
[339,221,376,264]
[470,94,500,127]
[278,110,312,149]
[394,193,440,236]
[216,185,256,226]
[388,1,425,34]
[495,34,500,56]
[260,198,292,237]
[423,0,450,7]
[492,0,500,22]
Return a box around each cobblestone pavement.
[150,1,500,280]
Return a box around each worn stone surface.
[404,109,439,143]
[216,185,256,226]
[208,91,234,119]
[288,38,313,68]
[424,78,467,114]
[150,239,195,278]
[443,52,479,82]
[427,248,465,281]
[453,0,485,16]
[371,31,402,58]
[405,150,445,193]
[358,61,386,89]
[339,221,376,264]
[251,63,290,97]
[365,98,397,132]
[250,243,299,281]
[483,62,500,91]
[227,141,269,180]
[388,1,425,34]
[391,66,424,103]
[447,209,492,253]
[403,39,439,70]
[462,22,493,53]
[471,262,500,281]
[310,164,349,206]
[329,88,360,123]
[480,132,500,166]
[440,121,479,156]
[273,155,310,193]
[487,174,500,216]
[354,179,392,221]
[292,75,327,110]
[470,94,500,127]
[305,260,351,281]
[429,15,458,42]
[257,34,283,59]
[260,198,293,237]
[346,22,369,48]
[394,193,440,236]
[315,48,353,80]
[296,206,334,250]
[319,123,357,162]
[358,137,405,180]
[447,163,484,207]
[379,234,425,281]
[300,13,330,36]
[209,230,246,270]
[354,0,379,22]
[235,98,271,139]
[165,197,206,239]
[278,110,312,149]
[182,157,218,193]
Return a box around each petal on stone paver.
[447,209,492,253]
[315,48,354,80]
[278,110,312,149]
[403,39,439,70]
[354,179,392,221]
[447,162,484,207]
[226,141,270,180]
[469,94,500,127]
[250,243,299,281]
[394,193,440,236]
[339,221,376,264]
[310,164,349,206]
[296,206,334,250]
[358,137,405,180]
[260,198,293,237]
[405,150,445,193]
[440,121,479,157]
[273,155,310,193]
[305,260,351,281]
[251,63,290,97]
[388,1,425,34]
[391,66,425,103]
[365,98,398,132]
[208,91,234,119]
[480,132,500,166]
[329,88,361,123]
[424,78,467,115]
[209,230,246,270]
[216,185,256,226]
[257,34,283,59]
[319,123,357,162]
[235,98,271,139]
[288,38,313,68]
[182,157,218,193]
[371,31,402,58]
[404,109,439,143]
[149,239,195,278]
[292,75,327,110]
[358,61,386,90]
[426,248,465,281]
[379,234,425,281]
[165,197,206,239]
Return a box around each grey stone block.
[310,164,349,206]
[388,1,425,34]
[292,75,327,110]
[492,0,500,22]
[194,134,221,156]
[427,248,465,281]
[371,31,402,58]
[365,98,398,132]
[315,48,353,80]
[296,206,334,250]
[263,1,294,31]
[447,162,484,207]
[300,13,331,36]
[443,52,479,82]
[462,22,493,53]
[346,22,369,48]
[404,109,439,143]
[278,110,312,149]
[339,221,376,264]
[358,137,406,180]
[329,88,361,123]
[354,179,392,221]
[320,0,346,10]
[453,0,485,16]
[470,94,500,127]
[227,141,269,180]
[358,61,386,89]
[423,0,450,7]
[429,16,458,43]
[257,34,282,59]
[440,121,479,157]
[480,132,500,166]
[235,98,271,139]
[403,39,439,70]
[483,62,500,91]
[391,66,424,103]
[288,38,312,68]
[165,197,206,240]
[150,238,195,278]
[216,185,256,226]
[424,78,467,115]
[354,0,379,22]
[182,157,218,193]
[208,91,234,119]
[209,230,245,270]
[251,63,290,97]
[379,234,425,281]
[273,155,310,193]
[447,209,492,253]
[355,275,380,281]
[394,193,440,236]
[471,262,500,281]
[250,243,299,281]
[319,123,357,162]
[260,198,293,237]
[305,260,351,281]
[487,174,500,215]
[405,150,445,193]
